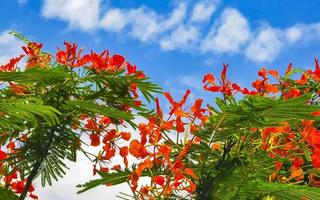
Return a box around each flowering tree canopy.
[1,32,320,200]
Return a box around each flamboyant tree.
[1,32,320,200]
[0,32,160,200]
[78,64,320,199]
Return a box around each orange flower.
[203,64,236,96]
[211,143,221,151]
[289,167,304,181]
[265,84,279,93]
[129,140,149,158]
[163,90,190,116]
[191,99,206,120]
[22,42,50,68]
[120,132,131,141]
[274,161,283,171]
[155,98,163,119]
[120,146,128,157]
[268,70,279,78]
[184,168,198,179]
[9,82,27,95]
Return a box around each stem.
[19,128,56,200]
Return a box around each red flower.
[102,148,115,160]
[11,180,26,194]
[121,132,131,141]
[0,55,24,71]
[258,67,267,79]
[56,42,89,67]
[268,70,279,78]
[176,116,185,133]
[120,146,129,167]
[22,42,50,68]
[99,116,111,126]
[153,176,165,186]
[0,149,7,160]
[265,84,279,93]
[202,73,215,84]
[109,55,125,69]
[90,134,100,146]
[6,141,15,149]
[87,51,126,72]
[104,129,117,141]
[126,63,136,75]
[156,98,163,119]
[285,63,292,75]
[163,90,190,116]
[203,64,236,96]
[120,146,128,157]
[85,118,99,132]
[191,99,206,119]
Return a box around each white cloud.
[284,23,320,43]
[160,25,199,50]
[285,26,303,43]
[245,27,282,62]
[42,0,100,31]
[191,0,218,22]
[161,3,187,29]
[100,9,128,32]
[127,7,161,42]
[201,8,250,53]
[100,2,187,43]
[40,1,320,63]
[0,30,24,65]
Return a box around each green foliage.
[204,93,320,142]
[0,187,19,200]
[238,181,320,200]
[63,100,134,121]
[0,97,60,131]
[190,93,320,199]
[0,68,66,84]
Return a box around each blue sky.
[1,0,320,199]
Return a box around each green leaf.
[9,31,30,44]
[76,170,132,194]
